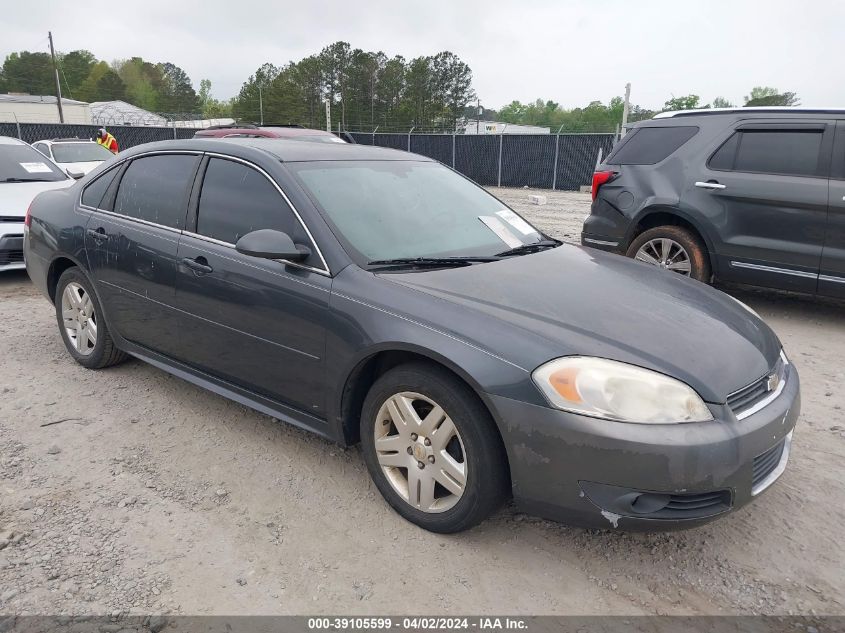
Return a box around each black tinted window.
[607,126,698,165]
[708,133,740,170]
[733,131,822,176]
[81,168,118,208]
[114,155,197,229]
[197,158,303,245]
[0,144,67,182]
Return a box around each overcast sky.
[4,0,843,110]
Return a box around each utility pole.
[325,98,331,133]
[476,99,481,134]
[258,84,264,125]
[621,82,631,139]
[48,31,64,124]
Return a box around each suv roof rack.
[260,124,307,129]
[204,123,259,130]
[655,107,845,119]
[49,137,86,142]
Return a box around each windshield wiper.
[3,177,55,183]
[368,256,498,269]
[495,239,561,258]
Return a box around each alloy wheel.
[61,282,97,356]
[635,238,692,275]
[373,391,467,513]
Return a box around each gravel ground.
[0,188,843,617]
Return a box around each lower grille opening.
[0,251,23,266]
[580,481,733,521]
[752,438,787,492]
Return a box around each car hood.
[0,179,74,218]
[381,245,782,403]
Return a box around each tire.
[55,267,127,369]
[626,225,711,283]
[360,362,509,533]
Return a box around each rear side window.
[196,158,306,245]
[710,130,823,177]
[114,154,198,229]
[81,168,118,209]
[606,126,698,165]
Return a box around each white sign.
[496,209,538,236]
[20,162,52,174]
[478,215,522,248]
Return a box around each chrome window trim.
[76,149,333,277]
[751,430,793,496]
[582,237,619,247]
[202,152,332,276]
[819,274,845,284]
[181,230,329,277]
[732,350,789,421]
[729,260,818,280]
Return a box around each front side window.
[0,143,68,183]
[114,154,198,229]
[289,160,543,263]
[196,158,308,247]
[710,130,824,176]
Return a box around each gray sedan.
[24,138,799,532]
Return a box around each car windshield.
[50,142,113,163]
[0,144,68,182]
[289,160,545,264]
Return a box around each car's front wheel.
[55,267,126,369]
[626,225,711,283]
[360,363,509,533]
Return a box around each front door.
[819,122,845,298]
[173,156,331,422]
[682,121,832,292]
[85,153,200,355]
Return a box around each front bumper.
[0,221,25,271]
[489,361,800,530]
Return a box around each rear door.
[820,121,845,298]
[172,155,331,421]
[85,152,200,354]
[682,121,833,292]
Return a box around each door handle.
[86,227,107,241]
[695,181,727,190]
[181,256,213,274]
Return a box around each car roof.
[124,137,432,162]
[654,107,845,120]
[0,136,29,146]
[39,138,96,144]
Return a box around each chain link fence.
[0,122,201,150]
[349,132,614,190]
[1,122,613,191]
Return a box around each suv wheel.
[360,363,509,533]
[627,225,711,283]
[55,268,127,369]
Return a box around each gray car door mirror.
[235,229,310,261]
[66,169,85,179]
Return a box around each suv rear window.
[709,130,823,177]
[606,126,698,165]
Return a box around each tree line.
[0,44,800,132]
[0,50,206,115]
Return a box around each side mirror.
[235,229,310,262]
[66,169,84,179]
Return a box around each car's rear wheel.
[360,363,508,533]
[626,225,711,283]
[55,268,126,369]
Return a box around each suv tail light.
[24,203,32,228]
[591,170,617,201]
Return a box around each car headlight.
[532,357,713,424]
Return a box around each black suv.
[582,108,845,299]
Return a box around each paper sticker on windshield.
[479,215,522,248]
[496,209,538,236]
[20,162,52,174]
